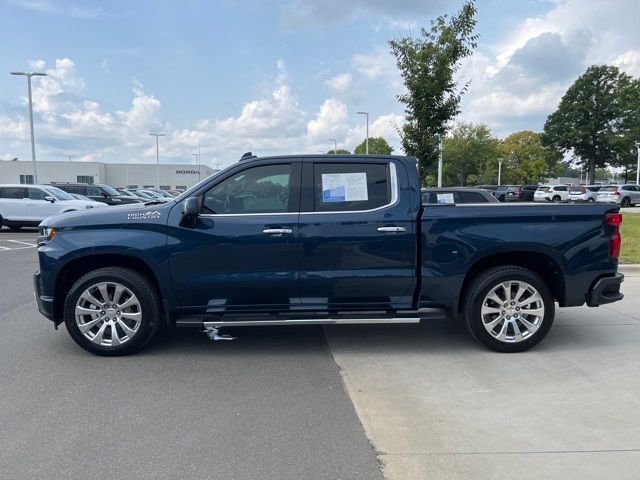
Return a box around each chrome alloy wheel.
[75,282,142,347]
[480,280,545,343]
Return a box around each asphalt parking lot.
[2,227,639,480]
[0,228,382,480]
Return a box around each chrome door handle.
[377,226,406,233]
[263,228,293,236]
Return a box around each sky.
[0,0,639,169]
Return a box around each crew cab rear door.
[167,159,301,312]
[297,158,416,310]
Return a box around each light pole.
[498,158,503,186]
[11,71,47,183]
[192,153,200,182]
[437,137,443,187]
[149,132,165,188]
[357,111,369,154]
[636,142,639,185]
[329,138,337,154]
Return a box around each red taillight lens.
[612,189,620,196]
[606,213,622,227]
[605,213,622,259]
[581,187,587,193]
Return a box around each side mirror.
[182,197,200,216]
[44,196,55,203]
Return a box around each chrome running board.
[201,317,420,328]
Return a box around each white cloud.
[306,98,349,142]
[459,0,640,136]
[325,73,352,93]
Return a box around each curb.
[619,264,640,273]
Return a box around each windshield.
[44,186,75,200]
[175,168,229,202]
[100,185,121,196]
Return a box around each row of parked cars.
[477,184,640,207]
[422,183,640,206]
[0,182,180,230]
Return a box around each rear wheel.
[552,195,561,202]
[587,198,595,203]
[64,267,161,356]
[463,266,555,352]
[621,197,631,208]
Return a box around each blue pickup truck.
[33,154,624,356]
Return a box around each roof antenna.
[240,151,257,161]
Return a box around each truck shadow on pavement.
[137,316,630,357]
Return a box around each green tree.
[442,123,499,186]
[327,149,351,154]
[543,65,631,183]
[615,77,640,182]
[354,137,393,155]
[500,131,561,184]
[389,1,478,179]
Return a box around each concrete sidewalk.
[325,270,640,480]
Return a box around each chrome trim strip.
[203,316,420,327]
[197,162,399,218]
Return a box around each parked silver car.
[567,185,602,203]
[596,184,640,207]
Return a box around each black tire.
[0,215,3,229]
[552,195,561,202]
[621,197,631,208]
[64,267,161,356]
[462,266,555,353]
[587,198,595,203]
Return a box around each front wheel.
[552,195,561,202]
[587,198,595,203]
[64,267,161,356]
[462,266,555,352]
[621,197,631,208]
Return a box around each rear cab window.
[312,162,392,212]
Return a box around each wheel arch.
[457,251,566,314]
[54,253,167,325]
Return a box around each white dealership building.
[0,159,217,190]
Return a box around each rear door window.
[28,188,48,200]
[313,163,391,212]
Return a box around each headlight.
[37,226,56,243]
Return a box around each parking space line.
[6,240,36,246]
[0,245,9,250]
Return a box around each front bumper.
[33,271,56,322]
[587,273,624,307]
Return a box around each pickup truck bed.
[33,154,624,356]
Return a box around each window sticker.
[436,193,455,205]
[322,173,368,202]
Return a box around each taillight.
[612,189,620,196]
[580,187,587,194]
[605,213,622,259]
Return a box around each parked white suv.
[534,185,570,202]
[596,184,640,207]
[0,184,106,231]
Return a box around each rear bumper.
[33,271,56,322]
[587,273,624,307]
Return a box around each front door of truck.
[297,159,416,311]
[168,161,301,313]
